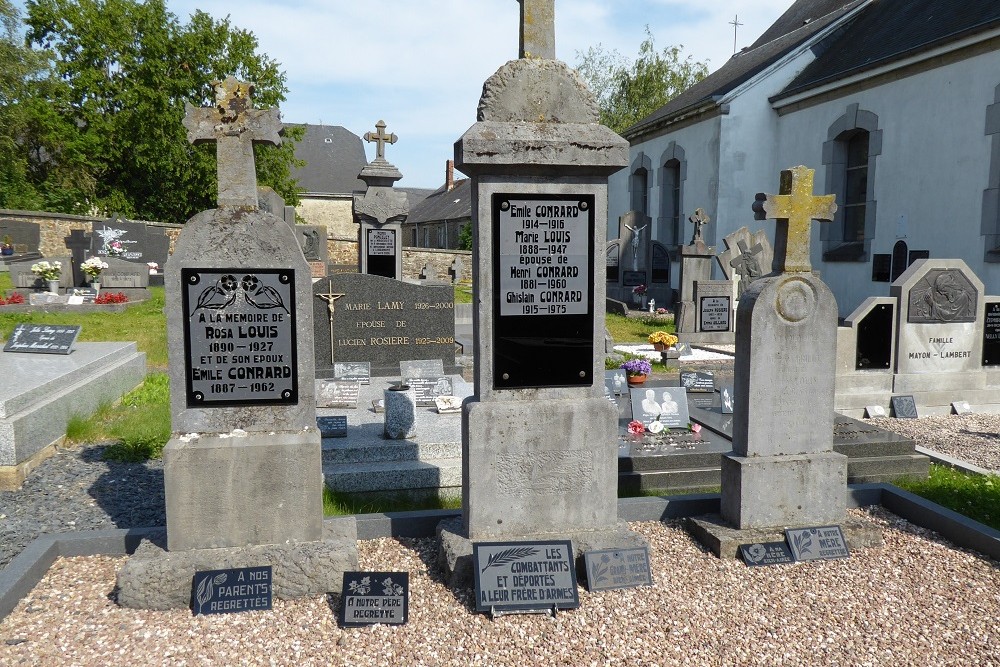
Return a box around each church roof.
[407,179,472,224]
[624,0,865,141]
[775,0,1000,101]
[287,124,366,195]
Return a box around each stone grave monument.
[0,220,41,263]
[716,226,773,302]
[258,186,328,276]
[439,0,642,585]
[354,120,408,280]
[91,215,170,269]
[676,208,733,343]
[116,77,355,609]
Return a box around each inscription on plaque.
[699,296,731,332]
[680,371,715,392]
[406,376,454,406]
[182,269,297,407]
[473,540,578,614]
[317,415,348,438]
[739,542,794,566]
[3,324,80,355]
[890,395,918,419]
[366,228,397,279]
[192,566,272,616]
[400,359,445,379]
[333,362,371,385]
[584,547,653,591]
[983,302,1000,366]
[316,380,360,408]
[630,386,690,430]
[340,571,408,626]
[785,526,850,562]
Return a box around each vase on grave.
[47,280,59,293]
[91,281,100,292]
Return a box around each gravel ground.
[866,414,1000,472]
[0,508,998,666]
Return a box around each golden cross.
[315,280,345,364]
[752,166,836,273]
[516,0,555,59]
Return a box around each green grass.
[605,312,675,342]
[323,487,463,516]
[0,272,12,294]
[896,464,1000,530]
[454,282,472,304]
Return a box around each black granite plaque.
[622,270,645,287]
[192,566,272,616]
[474,540,578,614]
[983,302,1000,366]
[333,362,371,385]
[605,370,627,397]
[92,218,169,267]
[340,571,408,626]
[584,547,653,591]
[182,269,297,407]
[720,385,735,414]
[680,371,714,392]
[316,380,360,408]
[3,324,80,354]
[739,542,794,566]
[366,228,397,279]
[493,194,594,389]
[630,386,690,429]
[785,526,850,562]
[871,253,891,282]
[406,376,454,406]
[890,395,918,419]
[317,415,348,438]
[856,303,893,370]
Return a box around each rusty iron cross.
[516,0,555,59]
[364,120,397,161]
[182,77,283,208]
[752,166,837,273]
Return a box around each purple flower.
[621,358,652,376]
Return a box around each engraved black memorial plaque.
[983,302,1000,366]
[182,268,297,407]
[192,565,272,616]
[856,303,893,370]
[3,324,80,354]
[493,194,594,389]
[366,228,396,279]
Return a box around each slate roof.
[623,0,866,141]
[407,179,472,224]
[287,124,366,195]
[399,188,436,210]
[776,0,1000,100]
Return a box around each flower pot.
[652,342,666,352]
[47,280,60,293]
[1,247,13,256]
[626,373,648,387]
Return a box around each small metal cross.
[729,15,744,54]
[516,0,555,59]
[753,166,837,273]
[364,120,397,161]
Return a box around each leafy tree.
[14,0,301,221]
[457,222,472,251]
[575,27,709,135]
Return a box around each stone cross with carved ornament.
[364,120,397,161]
[752,165,837,273]
[516,0,555,59]
[182,77,283,208]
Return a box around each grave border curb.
[3,484,998,623]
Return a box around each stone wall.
[0,210,182,257]
[296,196,354,240]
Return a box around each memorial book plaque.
[739,542,795,567]
[405,376,454,406]
[473,540,578,614]
[680,371,715,392]
[492,194,595,389]
[584,547,653,592]
[181,269,297,407]
[3,324,80,355]
[191,566,272,616]
[785,526,850,562]
[340,571,408,626]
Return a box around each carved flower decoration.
[241,275,259,292]
[219,274,238,292]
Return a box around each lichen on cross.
[516,0,555,59]
[752,165,837,273]
[182,77,283,208]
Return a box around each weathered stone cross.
[688,208,710,244]
[516,0,555,59]
[752,165,837,273]
[364,120,397,161]
[183,77,283,208]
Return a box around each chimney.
[446,159,455,192]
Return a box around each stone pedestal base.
[686,514,883,559]
[116,519,358,610]
[721,452,847,530]
[436,516,647,588]
[676,300,696,333]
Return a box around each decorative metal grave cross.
[182,77,283,208]
[689,208,710,244]
[753,165,837,273]
[364,120,397,161]
[315,280,345,364]
[516,0,555,59]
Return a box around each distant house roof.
[775,0,1000,101]
[399,188,436,210]
[407,179,472,224]
[287,124,366,195]
[623,0,866,141]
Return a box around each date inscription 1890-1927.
[182,268,298,406]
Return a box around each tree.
[575,27,709,135]
[14,0,301,221]
[457,222,472,251]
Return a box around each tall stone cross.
[516,0,555,59]
[364,120,397,160]
[182,77,283,208]
[752,165,837,273]
[689,208,710,244]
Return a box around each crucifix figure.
[730,239,764,298]
[315,280,346,364]
[182,77,283,208]
[364,120,397,161]
[689,208,710,245]
[623,221,648,272]
[516,0,555,59]
[753,165,837,273]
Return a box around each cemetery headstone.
[696,282,733,332]
[785,526,850,561]
[680,371,715,393]
[983,301,1000,366]
[317,415,348,438]
[192,566,272,616]
[952,401,972,415]
[354,120,408,280]
[316,380,361,408]
[406,376,454,406]
[738,542,794,567]
[0,220,41,257]
[9,256,72,291]
[449,256,465,284]
[401,359,445,379]
[716,227,773,301]
[676,208,717,334]
[63,229,91,287]
[333,361,371,385]
[630,386,690,430]
[91,216,170,267]
[864,405,886,418]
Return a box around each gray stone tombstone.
[438,2,641,586]
[116,77,355,610]
[354,120,408,280]
[449,256,465,284]
[676,208,716,334]
[716,226,774,302]
[0,220,41,255]
[9,256,72,291]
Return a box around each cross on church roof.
[752,166,837,273]
[363,120,397,161]
[182,77,283,208]
[516,0,555,59]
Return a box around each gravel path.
[867,414,1000,472]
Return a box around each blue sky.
[21,0,794,188]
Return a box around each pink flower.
[690,423,702,433]
[627,420,645,435]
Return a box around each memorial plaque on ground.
[405,376,454,406]
[739,542,795,567]
[314,274,455,378]
[473,541,578,613]
[333,362,371,385]
[699,295,731,332]
[316,380,360,408]
[181,268,297,407]
[785,526,850,562]
[952,401,973,415]
[3,323,80,354]
[630,386,690,429]
[890,395,918,419]
[400,359,445,379]
[317,415,348,438]
[865,405,887,418]
[673,342,691,357]
[340,571,409,627]
[983,302,1000,366]
[584,547,653,592]
[191,566,272,616]
[434,396,462,413]
[492,194,594,389]
[680,371,714,392]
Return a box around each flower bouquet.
[648,330,678,351]
[31,260,62,281]
[632,284,647,296]
[81,257,109,280]
[107,240,125,257]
